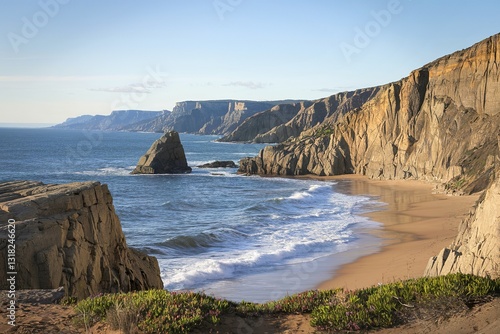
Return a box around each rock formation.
[425,147,499,278]
[221,89,380,143]
[132,131,192,174]
[197,161,238,168]
[239,33,500,194]
[0,180,163,300]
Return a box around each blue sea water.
[0,128,382,302]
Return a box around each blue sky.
[0,0,498,124]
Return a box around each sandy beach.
[313,175,480,291]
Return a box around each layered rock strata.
[425,141,499,278]
[0,181,163,300]
[132,130,192,174]
[239,34,500,194]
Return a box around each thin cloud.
[90,81,167,94]
[224,81,266,90]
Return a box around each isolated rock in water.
[197,160,238,168]
[0,180,163,300]
[132,130,192,174]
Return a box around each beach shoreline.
[300,175,480,291]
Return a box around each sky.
[0,0,498,125]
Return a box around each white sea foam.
[75,166,134,176]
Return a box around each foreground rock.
[197,161,238,168]
[239,33,500,194]
[132,130,192,174]
[0,180,163,300]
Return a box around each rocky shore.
[0,180,163,300]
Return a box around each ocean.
[0,128,382,302]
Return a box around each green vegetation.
[75,290,232,333]
[313,124,335,138]
[75,274,499,333]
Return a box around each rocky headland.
[53,109,163,131]
[132,130,192,174]
[0,180,163,300]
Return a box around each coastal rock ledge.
[0,180,163,300]
[132,130,192,174]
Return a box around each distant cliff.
[125,100,300,135]
[239,34,500,195]
[54,100,302,135]
[54,110,163,131]
[221,89,380,143]
[0,181,163,300]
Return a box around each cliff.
[54,110,163,131]
[221,88,380,143]
[126,100,301,135]
[239,34,500,194]
[425,144,499,278]
[0,181,163,300]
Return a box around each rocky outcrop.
[425,149,499,278]
[132,131,192,174]
[0,181,163,300]
[197,161,238,168]
[219,102,312,142]
[239,34,500,194]
[197,160,238,168]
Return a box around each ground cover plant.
[75,273,499,333]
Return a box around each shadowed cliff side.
[239,33,500,194]
[0,181,163,300]
[425,137,500,279]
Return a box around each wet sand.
[312,175,479,290]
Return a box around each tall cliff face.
[0,181,163,300]
[425,149,499,278]
[239,34,500,194]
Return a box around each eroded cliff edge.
[239,34,500,195]
[425,144,499,278]
[0,181,163,300]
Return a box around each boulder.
[197,161,238,168]
[0,180,163,300]
[132,131,192,174]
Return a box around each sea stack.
[132,130,192,174]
